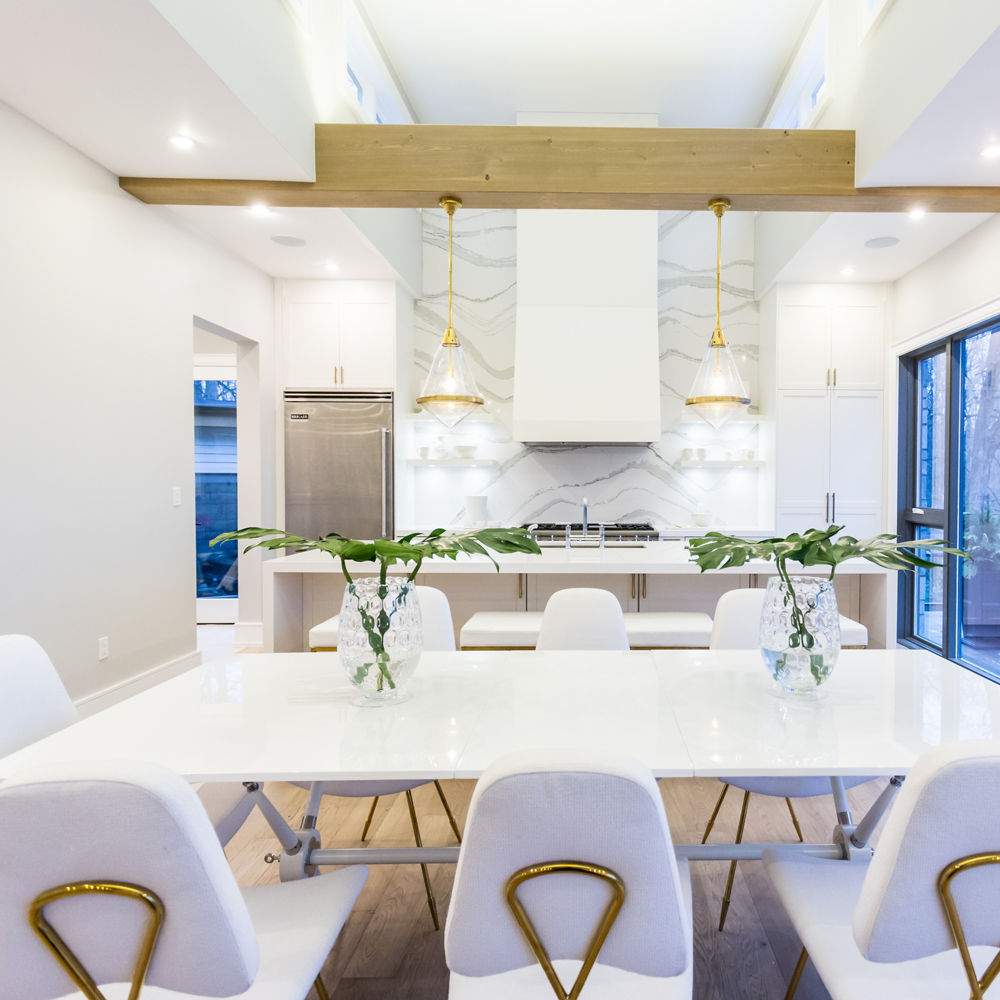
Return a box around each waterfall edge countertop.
[262,542,890,577]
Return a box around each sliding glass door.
[899,319,1000,678]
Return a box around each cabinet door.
[339,300,395,388]
[526,574,638,612]
[640,573,750,614]
[284,302,340,387]
[776,503,830,535]
[775,391,830,507]
[776,303,830,388]
[830,304,883,389]
[829,390,883,511]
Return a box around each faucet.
[582,497,589,536]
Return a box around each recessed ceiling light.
[909,206,926,220]
[840,266,855,277]
[169,134,196,150]
[324,261,340,272]
[981,143,1000,159]
[248,203,272,217]
[865,236,900,249]
[271,235,307,247]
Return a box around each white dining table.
[3,647,998,873]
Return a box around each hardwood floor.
[224,776,885,999]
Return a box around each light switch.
[172,487,182,507]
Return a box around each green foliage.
[209,524,542,584]
[687,524,969,580]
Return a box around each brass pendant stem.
[440,195,461,347]
[709,197,730,348]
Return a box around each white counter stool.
[460,609,714,649]
[309,584,457,651]
[0,760,367,1000]
[302,586,462,930]
[701,590,875,931]
[537,588,630,649]
[0,634,255,849]
[445,750,693,998]
[764,742,1000,1000]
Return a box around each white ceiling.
[357,0,817,127]
[0,0,994,285]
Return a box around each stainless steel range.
[523,522,658,547]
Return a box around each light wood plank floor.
[224,776,885,1000]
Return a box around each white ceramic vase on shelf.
[759,575,841,695]
[337,577,423,705]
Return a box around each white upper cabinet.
[776,286,885,390]
[773,284,888,539]
[280,280,395,389]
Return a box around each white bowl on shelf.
[453,445,477,459]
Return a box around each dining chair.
[0,633,256,849]
[535,588,630,650]
[702,591,876,930]
[298,586,463,931]
[445,749,693,998]
[0,759,367,1000]
[764,740,1000,1000]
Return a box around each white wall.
[0,100,276,705]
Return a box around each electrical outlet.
[172,486,182,507]
[98,636,109,660]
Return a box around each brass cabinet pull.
[518,573,523,600]
[631,574,636,600]
[641,574,646,600]
[340,364,345,384]
[826,367,830,386]
[833,367,837,386]
[333,366,338,384]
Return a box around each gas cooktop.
[522,522,658,545]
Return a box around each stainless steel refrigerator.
[283,389,393,540]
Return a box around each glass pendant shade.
[685,198,750,428]
[417,332,484,428]
[416,196,484,428]
[685,333,751,429]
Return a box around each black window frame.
[898,314,1000,681]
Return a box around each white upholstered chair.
[535,588,630,650]
[702,592,875,930]
[764,741,1000,1000]
[0,633,255,849]
[0,760,366,1000]
[300,586,462,930]
[445,749,693,998]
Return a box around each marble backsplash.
[404,207,763,533]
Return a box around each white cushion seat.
[839,615,868,647]
[762,849,994,1000]
[460,610,714,649]
[309,616,341,649]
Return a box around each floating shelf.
[407,458,497,468]
[679,459,765,469]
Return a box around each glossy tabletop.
[1,649,997,782]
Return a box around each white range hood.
[511,115,661,445]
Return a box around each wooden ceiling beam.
[119,123,1000,212]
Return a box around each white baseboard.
[235,620,263,649]
[75,650,202,717]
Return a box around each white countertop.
[1,649,993,782]
[263,542,890,576]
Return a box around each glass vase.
[337,577,423,705]
[759,575,841,695]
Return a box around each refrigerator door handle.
[380,427,389,538]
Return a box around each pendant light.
[416,196,485,428]
[684,197,750,429]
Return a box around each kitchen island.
[262,542,893,653]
